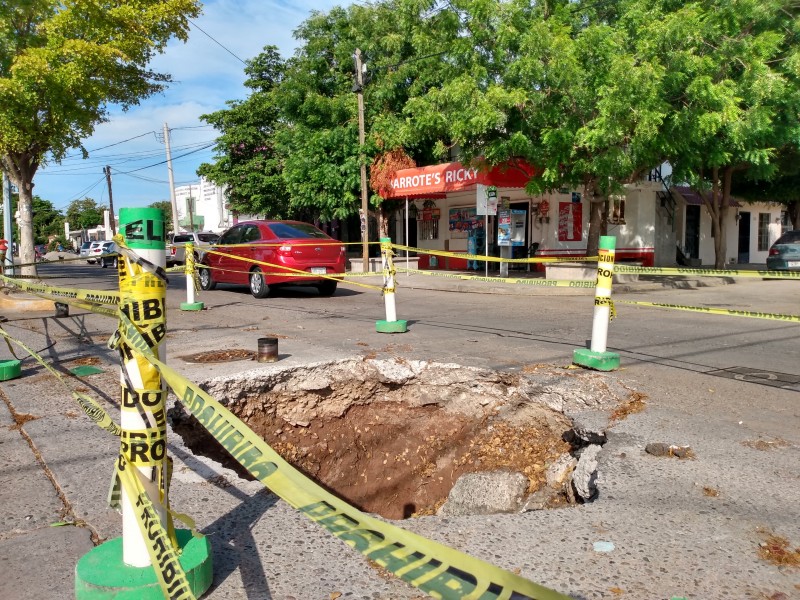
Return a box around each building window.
[758,213,770,251]
[608,196,626,225]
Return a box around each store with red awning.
[383,159,538,199]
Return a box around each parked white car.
[166,231,220,267]
[86,241,105,264]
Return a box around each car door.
[213,226,244,283]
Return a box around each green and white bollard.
[375,238,407,333]
[180,242,204,311]
[573,235,620,371]
[75,208,212,599]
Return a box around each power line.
[117,143,215,175]
[188,18,247,65]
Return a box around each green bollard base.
[0,359,21,381]
[180,301,205,311]
[375,319,408,334]
[75,530,213,600]
[572,348,620,372]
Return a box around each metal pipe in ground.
[257,337,279,362]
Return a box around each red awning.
[383,159,538,199]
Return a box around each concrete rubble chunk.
[546,453,578,488]
[572,444,602,501]
[645,442,694,459]
[562,427,607,447]
[439,471,529,516]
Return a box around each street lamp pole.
[355,49,369,273]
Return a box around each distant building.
[173,177,232,233]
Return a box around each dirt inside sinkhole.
[170,359,622,520]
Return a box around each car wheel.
[249,267,270,298]
[198,266,216,290]
[317,280,337,297]
[112,257,118,269]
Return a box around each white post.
[117,208,167,567]
[375,237,407,333]
[405,198,410,277]
[573,235,620,371]
[180,242,204,311]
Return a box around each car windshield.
[269,222,329,240]
[197,234,219,243]
[775,230,800,245]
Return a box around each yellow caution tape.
[116,311,570,600]
[0,328,121,435]
[593,296,617,321]
[391,243,598,265]
[617,300,800,322]
[0,274,120,305]
[116,455,195,600]
[199,252,384,292]
[614,265,800,279]
[395,267,596,289]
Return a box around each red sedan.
[198,220,346,298]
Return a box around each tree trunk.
[378,205,390,238]
[585,178,606,258]
[2,153,38,278]
[788,200,799,230]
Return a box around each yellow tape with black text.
[116,311,571,600]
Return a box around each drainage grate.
[705,366,800,392]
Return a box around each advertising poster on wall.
[449,207,482,239]
[511,209,526,247]
[558,202,583,241]
[497,209,512,246]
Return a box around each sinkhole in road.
[170,358,626,520]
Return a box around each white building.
[173,177,233,233]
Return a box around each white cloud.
[34,0,342,211]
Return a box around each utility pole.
[103,166,116,235]
[354,49,369,273]
[162,122,180,233]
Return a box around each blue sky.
[33,0,341,213]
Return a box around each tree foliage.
[198,47,288,217]
[0,0,201,275]
[65,197,106,231]
[148,200,174,234]
[626,0,800,267]
[199,0,800,266]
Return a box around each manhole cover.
[706,366,800,391]
[170,358,629,519]
[180,349,256,363]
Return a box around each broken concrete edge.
[572,348,620,371]
[375,319,408,333]
[0,359,21,381]
[180,301,205,311]
[74,529,212,600]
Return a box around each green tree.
[198,47,287,217]
[65,197,106,231]
[31,196,64,243]
[0,0,201,276]
[276,1,452,223]
[397,1,669,256]
[148,201,174,234]
[733,146,800,229]
[631,0,800,268]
